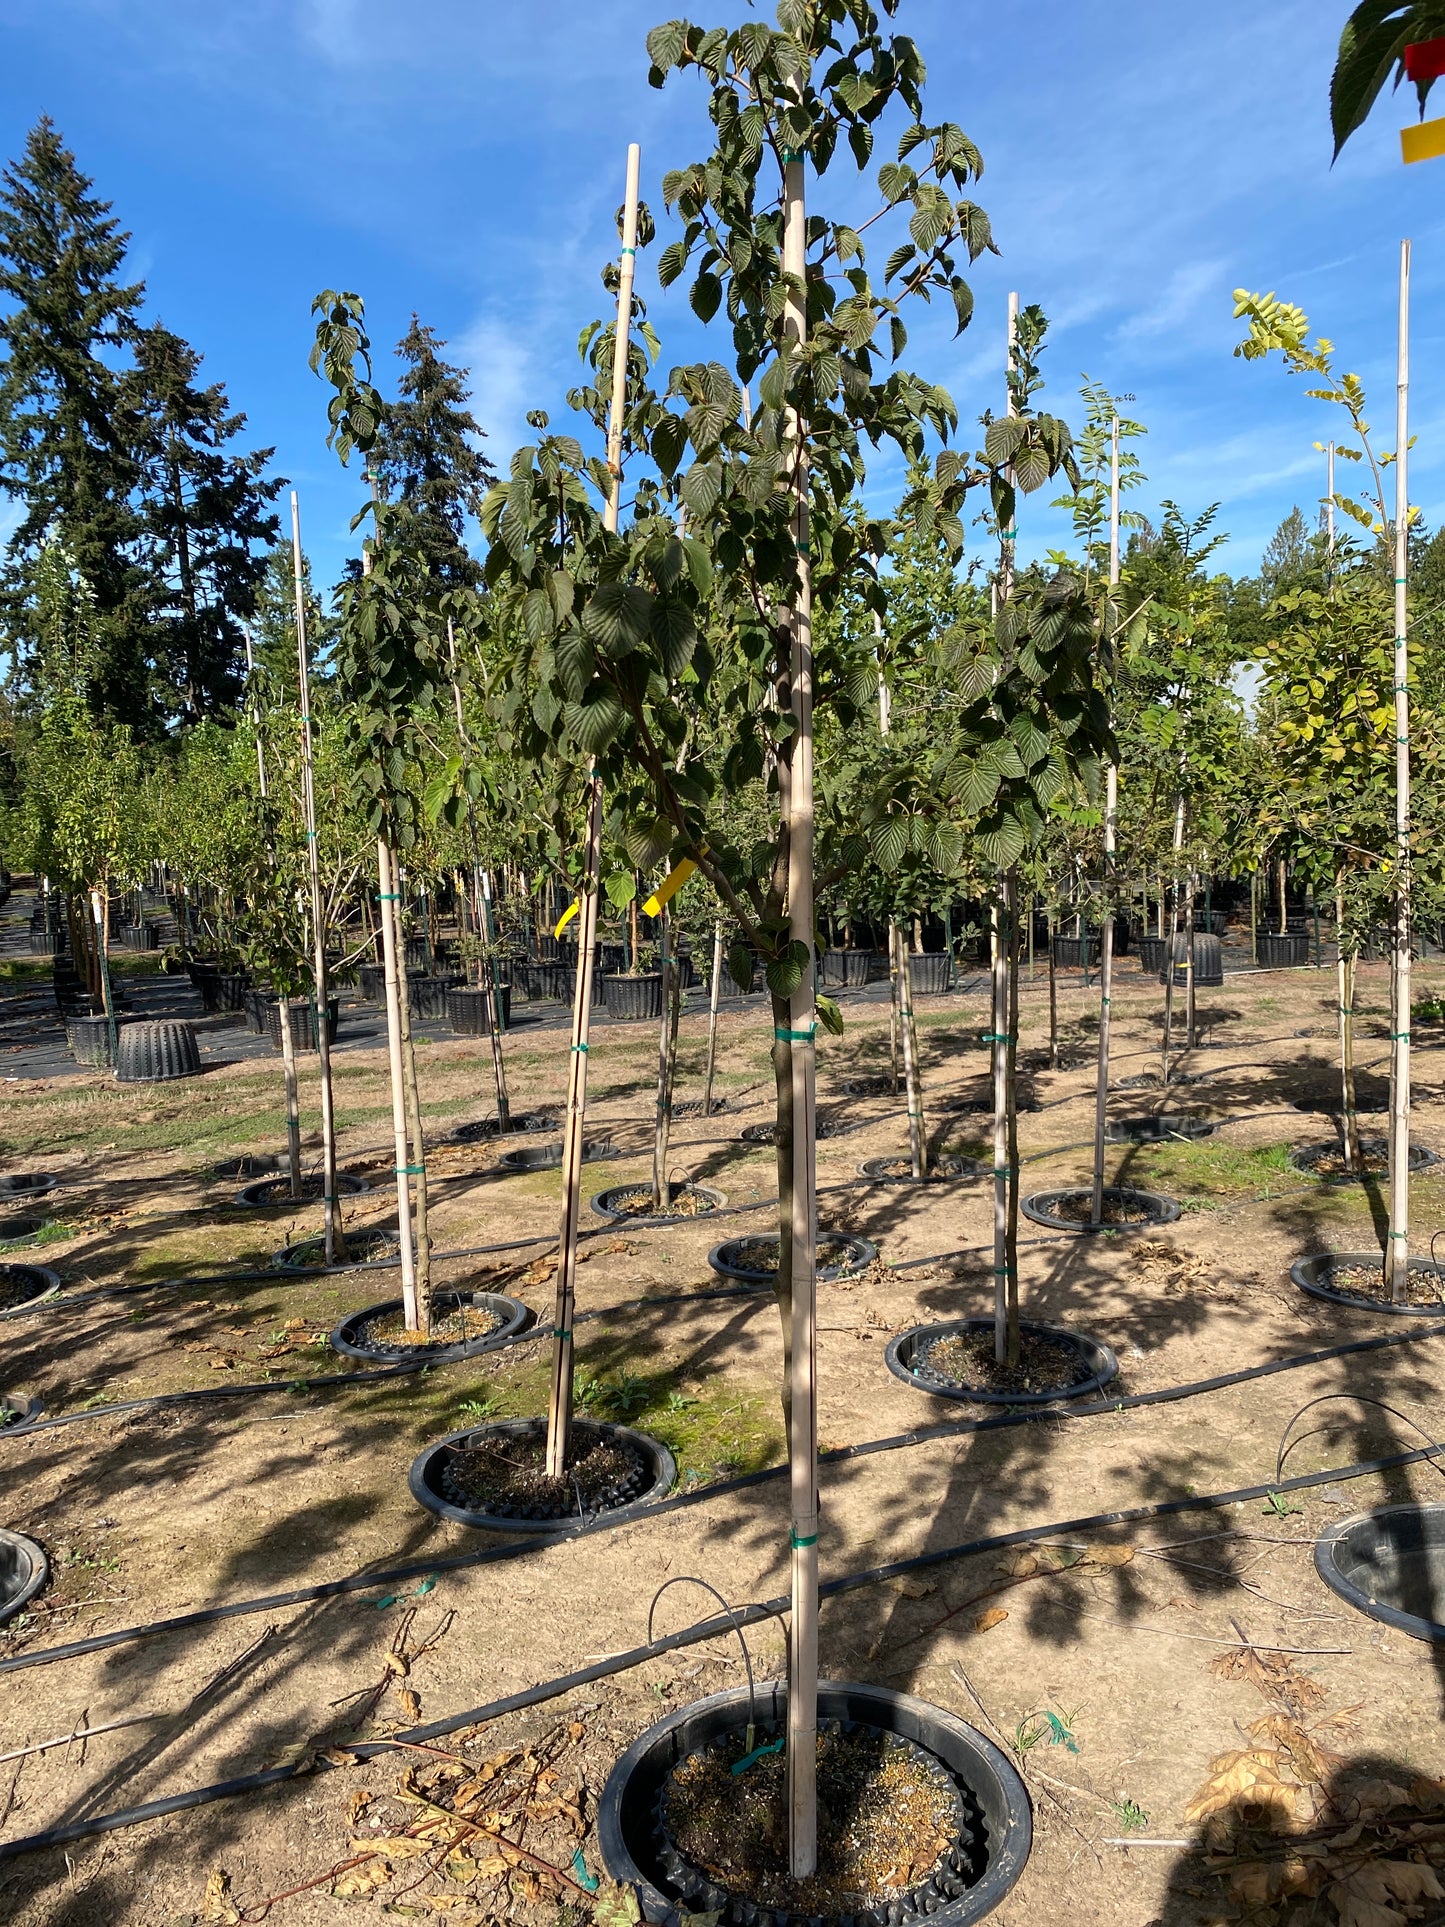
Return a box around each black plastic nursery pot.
[1020,1186,1181,1232]
[706,1232,877,1285]
[331,1289,530,1363]
[1290,1252,1445,1315]
[597,1679,1032,1927]
[273,1224,403,1272]
[214,1153,281,1180]
[1289,1138,1437,1179]
[1,1394,43,1430]
[1051,934,1100,970]
[590,1182,728,1223]
[496,1139,618,1174]
[1159,934,1224,988]
[264,997,340,1054]
[408,974,463,1021]
[856,1154,976,1183]
[67,1012,132,1068]
[1134,936,1167,973]
[519,961,569,1001]
[1258,931,1309,968]
[235,1171,370,1207]
[719,959,764,995]
[739,1115,846,1144]
[886,1318,1119,1405]
[604,973,665,1022]
[0,1263,62,1311]
[117,1018,202,1083]
[0,1215,47,1247]
[842,1074,900,1099]
[1292,1095,1388,1116]
[1104,1112,1215,1143]
[446,985,512,1035]
[409,1416,676,1533]
[908,951,952,995]
[0,1173,57,1202]
[450,1110,556,1144]
[0,1529,48,1626]
[1315,1505,1445,1642]
[821,947,871,988]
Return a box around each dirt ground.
[2,949,1445,1927]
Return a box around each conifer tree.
[128,322,283,720]
[372,316,493,586]
[0,117,151,722]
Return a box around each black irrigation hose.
[6,1314,1445,1679]
[2,1436,1442,1864]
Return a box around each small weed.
[1109,1798,1148,1832]
[458,1395,499,1421]
[666,1390,698,1413]
[1261,1490,1302,1518]
[64,1547,120,1574]
[1013,1708,1080,1756]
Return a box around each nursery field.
[2,948,1444,1927]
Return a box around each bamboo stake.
[652,905,674,1210]
[1161,795,1185,1086]
[779,140,820,1882]
[894,923,926,1178]
[377,841,420,1327]
[701,919,724,1115]
[392,876,433,1331]
[1337,873,1358,1173]
[1387,238,1413,1302]
[545,142,641,1480]
[291,493,342,1263]
[1090,417,1121,1226]
[1004,878,1022,1370]
[90,887,119,1076]
[242,625,268,801]
[991,896,1009,1364]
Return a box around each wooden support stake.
[1091,416,1122,1225]
[702,919,724,1115]
[1387,237,1413,1302]
[377,840,420,1329]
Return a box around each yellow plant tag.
[1402,116,1445,163]
[554,900,581,939]
[643,856,699,918]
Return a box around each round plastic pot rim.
[590,1183,729,1224]
[449,1111,557,1144]
[1289,1140,1438,1178]
[331,1290,531,1363]
[233,1172,371,1208]
[1104,1113,1217,1143]
[1290,1252,1445,1316]
[1314,1503,1445,1643]
[705,1233,878,1285]
[0,1529,49,1627]
[1292,1098,1389,1116]
[271,1226,404,1274]
[408,1417,676,1534]
[856,1155,979,1184]
[596,1678,1032,1927]
[885,1317,1120,1406]
[496,1140,619,1174]
[1019,1186,1182,1232]
[0,1263,63,1310]
[0,1394,45,1432]
[0,1174,59,1200]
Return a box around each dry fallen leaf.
[347,1789,372,1824]
[349,1836,430,1862]
[1329,1858,1445,1927]
[400,1687,422,1722]
[885,1577,936,1599]
[972,1608,1008,1634]
[333,1861,393,1898]
[568,1720,587,1741]
[201,1868,241,1926]
[384,1651,410,1679]
[1248,1715,1346,1789]
[1335,1778,1418,1820]
[1209,1646,1328,1716]
[1183,1747,1298,1825]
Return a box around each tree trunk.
[652,906,676,1210]
[1161,796,1185,1086]
[1337,876,1359,1174]
[1091,763,1118,1223]
[1046,902,1058,1071]
[378,841,421,1329]
[702,920,724,1116]
[393,889,432,1332]
[894,923,926,1178]
[887,923,901,1095]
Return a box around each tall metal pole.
[546,142,641,1478]
[1090,416,1121,1224]
[1386,241,1413,1302]
[291,493,342,1262]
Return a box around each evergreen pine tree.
[128,321,283,720]
[372,315,493,586]
[247,543,336,708]
[0,117,152,723]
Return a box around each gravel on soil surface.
[1042,1190,1156,1225]
[662,1722,961,1917]
[603,1185,718,1217]
[722,1233,862,1275]
[1324,1263,1445,1309]
[355,1301,502,1349]
[923,1326,1095,1396]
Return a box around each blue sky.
[1,0,1442,592]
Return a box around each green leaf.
[766,939,811,1000]
[605,872,637,910]
[582,581,653,657]
[565,688,629,754]
[690,272,723,323]
[727,942,755,992]
[681,462,722,518]
[816,993,844,1037]
[651,599,697,678]
[870,814,909,871]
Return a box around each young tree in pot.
[310,291,457,1334]
[482,0,1078,1868]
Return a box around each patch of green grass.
[1124,1136,1296,1201]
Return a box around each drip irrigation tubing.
[0,1437,1442,1863]
[5,1315,1445,1677]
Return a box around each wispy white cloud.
[1115,260,1230,345]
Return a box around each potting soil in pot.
[442,1420,648,1519]
[1318,1263,1445,1309]
[354,1300,502,1349]
[603,1185,717,1217]
[922,1327,1094,1396]
[661,1721,966,1918]
[1038,1190,1157,1225]
[0,1265,53,1310]
[721,1233,860,1275]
